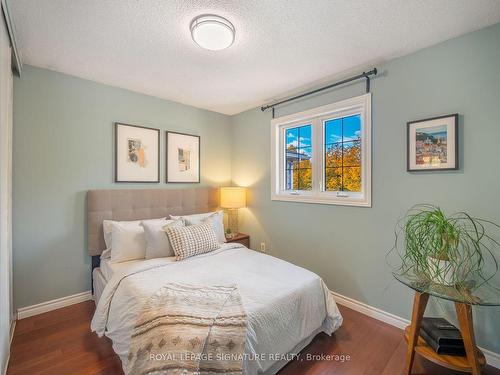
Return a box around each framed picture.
[166,131,200,183]
[115,122,160,182]
[407,114,458,172]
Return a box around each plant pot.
[426,256,454,286]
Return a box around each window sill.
[271,193,371,207]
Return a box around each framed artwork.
[115,122,160,182]
[166,131,200,183]
[407,114,458,172]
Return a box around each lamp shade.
[220,187,246,209]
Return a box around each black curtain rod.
[261,68,378,113]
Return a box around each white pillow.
[109,221,147,263]
[102,218,165,250]
[170,211,226,243]
[142,219,184,259]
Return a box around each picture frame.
[115,122,160,182]
[407,114,458,172]
[166,131,200,183]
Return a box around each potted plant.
[390,204,499,295]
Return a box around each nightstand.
[226,233,250,248]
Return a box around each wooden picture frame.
[166,131,200,183]
[115,122,160,182]
[407,114,458,172]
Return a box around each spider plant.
[390,204,500,301]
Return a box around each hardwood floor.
[7,301,500,375]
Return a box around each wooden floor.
[7,301,500,375]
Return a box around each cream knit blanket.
[127,283,247,375]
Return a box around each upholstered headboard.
[87,187,219,256]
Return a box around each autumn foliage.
[287,140,361,191]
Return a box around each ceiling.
[9,0,500,115]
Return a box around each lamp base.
[227,209,239,235]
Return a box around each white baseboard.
[331,291,500,370]
[331,291,410,329]
[16,291,92,320]
[483,349,500,371]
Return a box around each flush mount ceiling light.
[190,15,235,51]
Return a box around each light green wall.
[231,23,500,353]
[12,66,232,308]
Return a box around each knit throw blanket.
[127,283,247,375]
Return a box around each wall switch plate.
[260,242,266,253]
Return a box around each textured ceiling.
[9,0,500,115]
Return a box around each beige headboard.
[87,187,219,256]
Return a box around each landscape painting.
[407,114,458,171]
[415,125,447,166]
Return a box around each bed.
[88,188,343,374]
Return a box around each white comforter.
[91,244,342,374]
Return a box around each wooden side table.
[226,233,250,248]
[404,291,486,375]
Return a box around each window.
[285,124,312,191]
[271,94,371,207]
[324,115,361,192]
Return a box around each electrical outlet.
[260,242,266,253]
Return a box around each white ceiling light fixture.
[190,14,235,51]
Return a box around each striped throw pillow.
[165,221,220,260]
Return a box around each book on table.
[420,328,466,355]
[420,317,466,356]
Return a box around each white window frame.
[271,93,371,207]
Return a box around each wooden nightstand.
[226,233,250,248]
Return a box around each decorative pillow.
[142,219,184,259]
[165,222,220,261]
[103,218,165,250]
[170,211,226,244]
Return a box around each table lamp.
[220,186,246,236]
